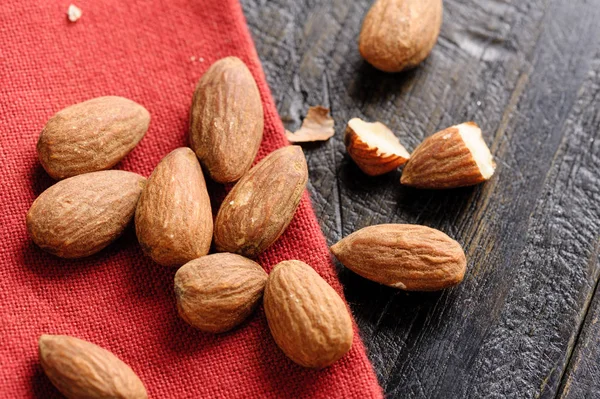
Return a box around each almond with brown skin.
[345,118,410,175]
[39,334,147,399]
[190,56,264,183]
[135,147,213,267]
[401,122,495,189]
[263,260,353,368]
[330,224,466,291]
[359,0,443,73]
[38,96,150,180]
[214,146,308,258]
[27,170,145,258]
[174,253,268,333]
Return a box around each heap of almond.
[27,1,496,396]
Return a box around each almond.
[359,0,443,73]
[190,56,264,183]
[401,122,495,189]
[39,334,147,399]
[135,147,212,267]
[214,146,308,258]
[344,118,410,175]
[263,260,353,368]
[27,170,145,258]
[174,253,268,333]
[37,96,150,180]
[330,224,466,291]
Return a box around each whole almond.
[401,122,496,189]
[214,146,308,258]
[174,253,268,333]
[39,334,147,399]
[135,147,213,267]
[27,170,145,258]
[190,56,264,183]
[359,0,443,72]
[38,96,150,180]
[331,224,466,291]
[263,260,353,368]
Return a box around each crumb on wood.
[67,4,82,22]
[286,106,335,143]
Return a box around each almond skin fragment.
[174,253,268,333]
[214,146,308,258]
[285,106,335,143]
[263,260,353,368]
[401,122,495,189]
[190,56,264,183]
[330,224,466,291]
[37,96,150,180]
[39,334,147,399]
[359,0,443,72]
[345,118,410,175]
[135,147,213,267]
[27,170,146,258]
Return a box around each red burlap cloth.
[0,1,382,397]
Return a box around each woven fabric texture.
[0,0,382,398]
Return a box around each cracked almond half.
[344,118,410,176]
[401,122,495,189]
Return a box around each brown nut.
[331,224,466,291]
[263,260,353,368]
[190,56,264,183]
[359,0,443,72]
[214,146,308,258]
[27,170,145,258]
[174,253,268,333]
[345,118,410,175]
[39,334,147,399]
[37,96,150,180]
[401,122,495,189]
[135,147,213,267]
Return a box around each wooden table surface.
[241,0,600,397]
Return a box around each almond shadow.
[21,224,140,280]
[30,361,62,399]
[30,163,55,197]
[348,61,419,106]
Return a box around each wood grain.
[242,0,600,397]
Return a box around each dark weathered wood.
[554,59,600,398]
[559,270,600,399]
[242,0,600,397]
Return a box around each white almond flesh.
[456,122,495,179]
